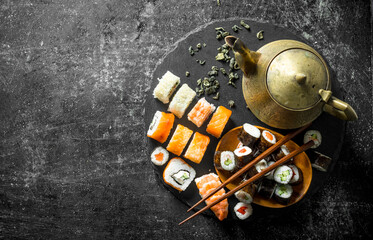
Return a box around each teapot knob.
[295,73,307,84]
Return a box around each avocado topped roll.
[274,184,293,205]
[214,151,237,172]
[274,165,293,184]
[238,123,261,149]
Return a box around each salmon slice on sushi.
[184,132,210,164]
[168,84,196,118]
[166,124,193,156]
[153,71,180,104]
[187,97,216,127]
[206,106,232,138]
[147,111,175,144]
[163,157,196,192]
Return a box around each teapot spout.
[225,36,260,76]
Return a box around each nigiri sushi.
[195,173,228,221]
[184,132,210,164]
[153,71,180,104]
[187,97,216,127]
[206,106,232,138]
[147,111,175,143]
[163,157,196,191]
[168,84,196,118]
[167,124,193,156]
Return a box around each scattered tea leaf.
[257,30,264,40]
[185,71,190,77]
[228,100,235,108]
[240,20,250,30]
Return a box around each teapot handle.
[319,90,358,121]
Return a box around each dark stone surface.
[0,0,371,239]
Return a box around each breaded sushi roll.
[303,130,322,149]
[168,84,196,118]
[288,164,303,185]
[184,132,210,164]
[234,146,254,169]
[214,151,237,172]
[274,184,293,205]
[234,182,256,204]
[153,71,180,104]
[234,202,253,220]
[238,123,261,148]
[151,146,169,166]
[257,130,276,152]
[147,111,175,144]
[163,157,196,191]
[247,159,268,178]
[206,106,232,138]
[274,165,293,184]
[187,97,216,127]
[166,124,193,156]
[257,178,277,199]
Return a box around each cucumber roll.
[247,159,268,178]
[274,165,293,184]
[257,130,276,152]
[257,178,277,199]
[234,182,257,204]
[288,164,303,185]
[303,130,322,148]
[238,123,261,148]
[234,146,254,169]
[274,184,293,205]
[214,151,237,172]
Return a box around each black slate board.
[144,19,345,221]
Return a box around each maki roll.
[150,146,169,166]
[274,184,293,205]
[168,84,196,118]
[147,111,175,144]
[153,71,180,104]
[184,132,210,164]
[166,124,193,156]
[274,165,293,184]
[273,145,291,162]
[234,182,256,204]
[187,97,216,127]
[288,164,303,185]
[303,130,322,148]
[163,157,196,191]
[234,146,254,168]
[257,130,276,152]
[265,161,276,180]
[238,123,261,148]
[214,151,237,172]
[310,151,332,172]
[247,159,268,178]
[257,178,277,199]
[234,202,253,220]
[206,106,232,138]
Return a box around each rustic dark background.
[0,0,372,239]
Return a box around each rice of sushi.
[234,202,253,220]
[168,84,196,118]
[274,184,293,205]
[151,146,169,166]
[274,165,293,184]
[303,130,322,149]
[163,157,196,191]
[214,151,237,172]
[153,71,180,104]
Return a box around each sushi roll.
[257,130,276,152]
[257,178,277,199]
[247,159,268,178]
[187,97,216,127]
[214,151,237,172]
[234,202,253,220]
[234,182,256,204]
[163,157,196,191]
[288,164,303,185]
[147,111,175,144]
[234,146,254,169]
[153,71,180,104]
[184,132,210,164]
[195,173,228,221]
[274,184,293,205]
[150,146,169,166]
[168,84,196,118]
[274,165,293,184]
[166,124,193,156]
[265,161,276,180]
[310,151,332,172]
[303,130,322,148]
[273,145,291,161]
[206,106,232,138]
[238,123,261,148]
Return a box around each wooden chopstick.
[187,123,311,213]
[179,139,315,225]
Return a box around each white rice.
[151,146,169,166]
[234,202,253,220]
[163,158,196,191]
[243,123,261,138]
[153,71,180,104]
[168,84,196,118]
[147,111,162,136]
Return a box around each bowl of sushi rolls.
[214,123,312,208]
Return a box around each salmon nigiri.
[184,132,210,164]
[195,173,228,221]
[147,111,175,143]
[167,124,193,156]
[206,106,232,138]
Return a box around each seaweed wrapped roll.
[257,130,276,152]
[234,146,254,168]
[238,123,261,148]
[274,184,293,205]
[288,164,303,185]
[234,202,253,220]
[214,151,237,172]
[274,165,293,184]
[234,182,256,204]
[257,178,277,199]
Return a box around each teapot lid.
[266,48,329,110]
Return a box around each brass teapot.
[225,36,358,129]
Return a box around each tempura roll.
[168,84,196,118]
[153,71,180,104]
